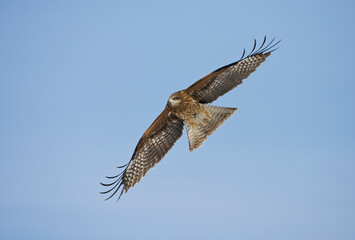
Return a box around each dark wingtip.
[117,164,128,169]
[247,39,258,57]
[105,183,124,201]
[239,48,246,60]
[101,163,129,201]
[261,38,281,54]
[100,177,120,186]
[242,36,280,58]
[268,46,280,54]
[115,189,125,202]
[100,182,110,187]
[211,36,280,73]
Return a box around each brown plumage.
[101,37,280,200]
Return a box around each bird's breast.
[170,91,201,120]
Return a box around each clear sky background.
[1,1,354,239]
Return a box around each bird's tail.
[185,104,237,151]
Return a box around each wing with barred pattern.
[186,37,280,103]
[100,107,184,200]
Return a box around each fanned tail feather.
[185,104,237,151]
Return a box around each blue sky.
[1,1,354,239]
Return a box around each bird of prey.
[101,37,280,200]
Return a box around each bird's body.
[101,37,280,200]
[168,90,237,151]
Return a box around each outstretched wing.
[101,107,184,200]
[185,37,280,103]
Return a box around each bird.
[101,37,280,201]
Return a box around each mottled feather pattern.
[101,37,279,201]
[188,54,267,103]
[186,37,280,103]
[186,104,237,151]
[101,109,184,200]
[124,116,183,190]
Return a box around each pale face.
[168,92,182,107]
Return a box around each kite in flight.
[101,37,280,200]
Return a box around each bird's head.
[168,92,182,108]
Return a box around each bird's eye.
[172,97,179,100]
